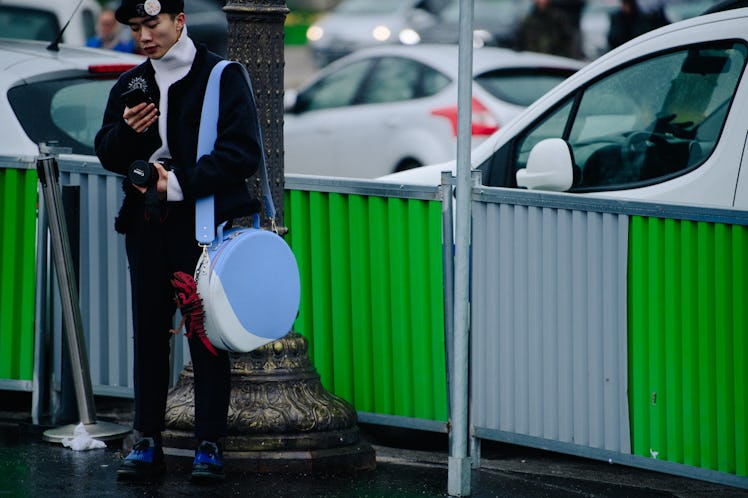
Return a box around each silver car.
[305,0,448,67]
[284,44,583,178]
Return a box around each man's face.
[98,11,118,39]
[128,12,185,59]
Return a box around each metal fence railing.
[468,186,748,488]
[2,153,746,488]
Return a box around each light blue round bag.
[192,61,300,353]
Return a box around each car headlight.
[399,28,421,45]
[306,25,324,42]
[372,25,391,42]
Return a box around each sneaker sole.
[116,464,166,480]
[190,471,226,482]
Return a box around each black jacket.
[95,42,262,231]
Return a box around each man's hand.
[123,102,158,134]
[132,161,169,200]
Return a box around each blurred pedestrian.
[518,0,582,59]
[635,0,669,32]
[87,6,135,52]
[608,0,641,48]
[608,0,668,49]
[555,0,585,57]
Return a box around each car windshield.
[0,6,60,42]
[9,77,117,156]
[475,68,576,107]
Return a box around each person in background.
[608,0,668,49]
[555,0,586,51]
[635,0,669,33]
[87,6,136,52]
[608,0,642,49]
[518,0,582,59]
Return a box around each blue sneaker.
[117,437,165,479]
[190,440,225,482]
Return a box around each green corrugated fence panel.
[629,216,747,477]
[285,189,448,422]
[0,168,38,382]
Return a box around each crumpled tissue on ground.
[61,422,107,450]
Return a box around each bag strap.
[195,60,275,245]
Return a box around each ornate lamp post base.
[163,333,376,473]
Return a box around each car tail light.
[431,97,499,137]
[88,64,137,74]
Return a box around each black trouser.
[125,201,230,442]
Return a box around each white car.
[379,7,748,210]
[284,44,583,178]
[0,38,143,157]
[0,0,100,46]
[305,0,448,67]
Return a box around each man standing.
[94,0,263,482]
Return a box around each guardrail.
[2,154,746,488]
[468,185,748,488]
[0,157,449,432]
[285,175,449,430]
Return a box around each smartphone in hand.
[121,87,152,108]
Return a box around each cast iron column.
[163,1,375,473]
[226,0,286,227]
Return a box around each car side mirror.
[284,89,299,113]
[516,138,574,191]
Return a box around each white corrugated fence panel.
[470,196,630,453]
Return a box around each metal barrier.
[4,152,745,488]
[0,156,450,432]
[285,175,449,431]
[0,156,37,391]
[468,185,748,488]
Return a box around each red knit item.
[170,271,218,357]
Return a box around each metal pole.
[37,155,130,442]
[32,183,49,426]
[441,171,455,411]
[448,0,474,495]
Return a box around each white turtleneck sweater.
[149,26,197,201]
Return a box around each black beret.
[115,0,185,24]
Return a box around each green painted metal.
[285,189,448,422]
[629,216,747,477]
[0,168,38,383]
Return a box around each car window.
[8,77,117,156]
[358,56,449,104]
[0,7,60,42]
[475,68,576,107]
[295,59,373,112]
[511,40,747,191]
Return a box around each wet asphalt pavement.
[1,419,747,498]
